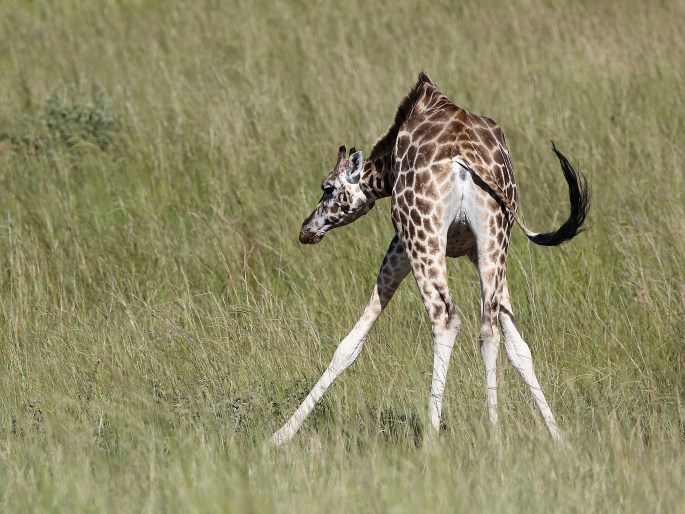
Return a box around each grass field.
[1,0,684,512]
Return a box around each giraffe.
[269,72,590,447]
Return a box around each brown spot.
[427,237,440,253]
[422,141,437,156]
[415,197,431,214]
[463,150,477,162]
[428,109,450,122]
[396,134,411,156]
[432,144,452,163]
[405,190,415,205]
[422,123,444,142]
[437,129,455,145]
[488,170,505,194]
[410,209,422,225]
[414,169,430,188]
[407,146,417,167]
[457,129,471,142]
[432,303,444,318]
[433,161,453,180]
[425,180,439,198]
[475,126,493,144]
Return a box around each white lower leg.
[480,328,500,427]
[429,325,459,432]
[269,323,372,447]
[500,313,561,441]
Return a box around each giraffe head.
[299,146,375,244]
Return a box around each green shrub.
[7,82,117,151]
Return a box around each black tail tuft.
[529,142,590,247]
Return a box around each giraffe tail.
[518,143,590,246]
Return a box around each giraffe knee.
[480,301,499,342]
[447,304,461,332]
[429,303,460,339]
[481,323,494,341]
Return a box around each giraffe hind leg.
[401,238,461,434]
[470,248,503,430]
[479,279,502,430]
[499,282,562,441]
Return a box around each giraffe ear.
[345,150,364,184]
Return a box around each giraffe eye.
[322,185,335,196]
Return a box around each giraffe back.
[394,82,519,213]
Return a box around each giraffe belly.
[444,159,476,258]
[446,222,475,257]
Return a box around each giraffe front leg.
[268,236,410,447]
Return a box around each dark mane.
[369,72,434,160]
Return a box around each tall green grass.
[0,0,683,512]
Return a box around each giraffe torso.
[390,83,517,259]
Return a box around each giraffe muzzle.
[299,228,325,244]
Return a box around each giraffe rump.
[525,143,590,246]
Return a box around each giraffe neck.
[361,152,395,201]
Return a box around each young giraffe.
[270,72,589,446]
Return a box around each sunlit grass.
[0,1,684,512]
